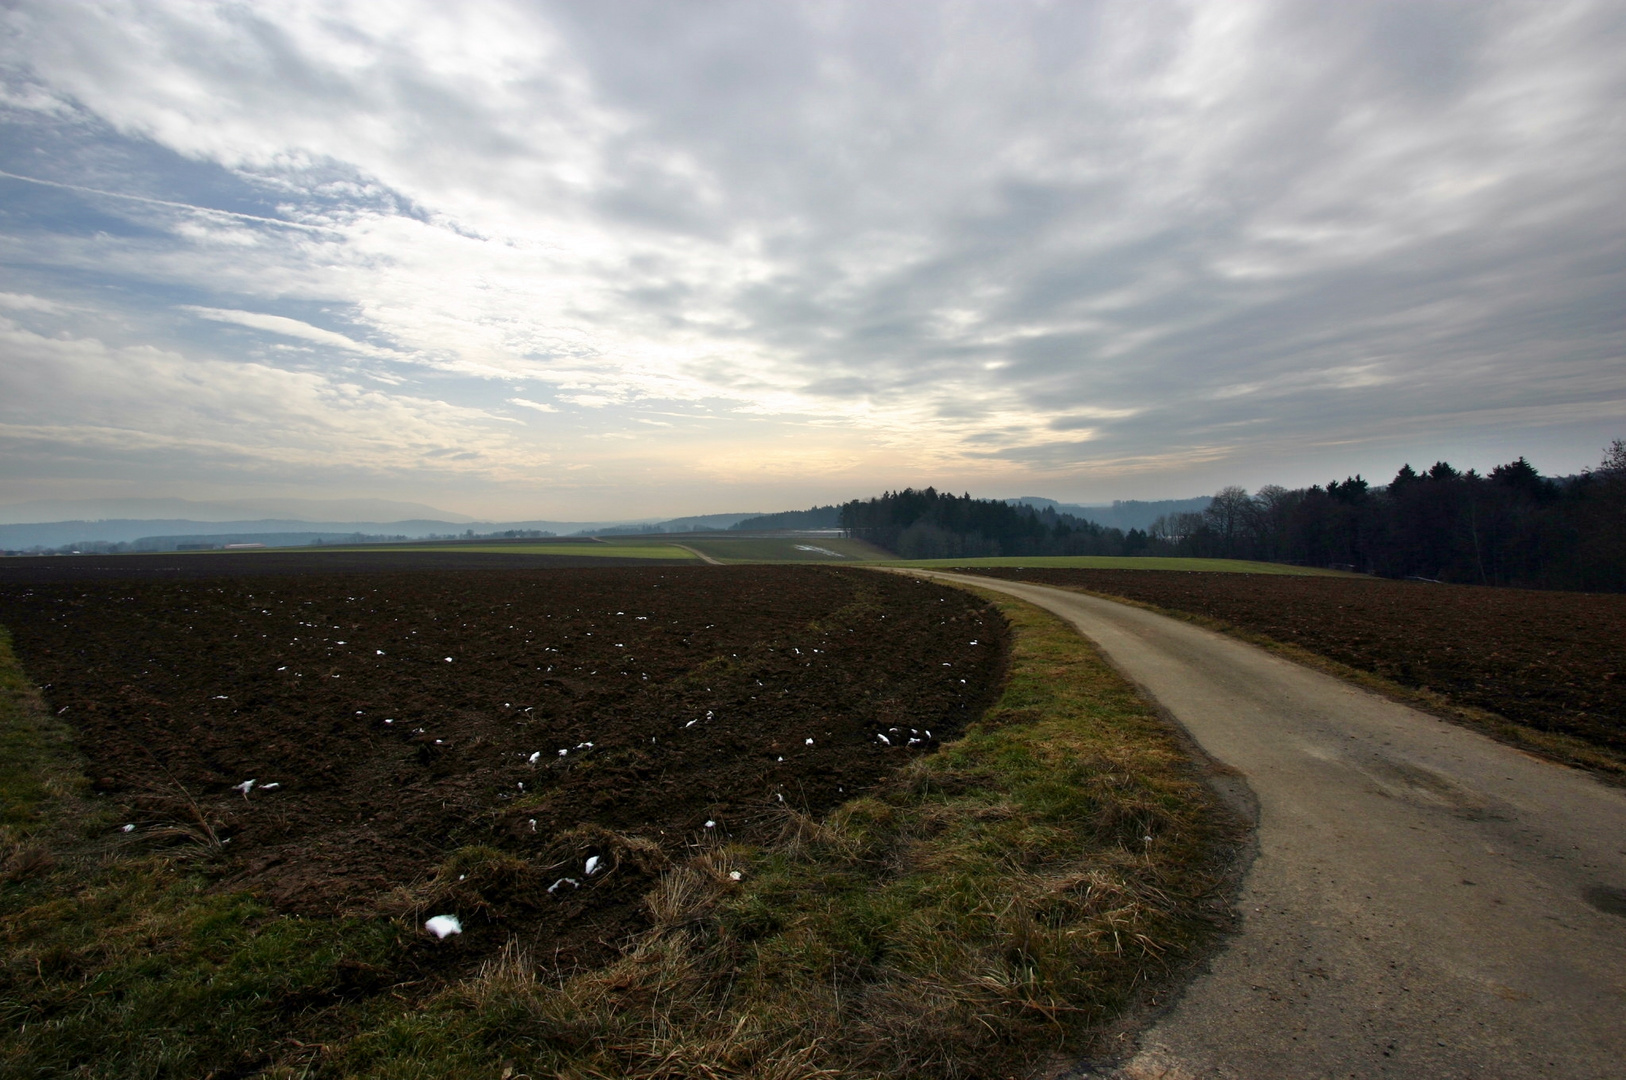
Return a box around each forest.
[839,440,1626,591]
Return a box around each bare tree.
[1205,486,1254,553]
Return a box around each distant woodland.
[841,440,1626,592]
[729,506,841,531]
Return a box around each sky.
[1,0,1623,521]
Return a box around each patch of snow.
[234,779,256,795]
[548,877,580,894]
[425,915,462,939]
[121,823,135,833]
[585,855,602,875]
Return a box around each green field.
[674,535,891,562]
[881,555,1353,575]
[147,538,1345,574]
[328,542,699,560]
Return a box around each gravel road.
[918,571,1626,1080]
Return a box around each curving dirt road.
[916,571,1626,1080]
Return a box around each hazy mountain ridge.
[1,499,1209,552]
[0,497,478,526]
[0,513,768,551]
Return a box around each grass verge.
[0,594,1243,1078]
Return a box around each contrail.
[0,169,337,233]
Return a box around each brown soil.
[0,565,1007,971]
[962,569,1625,758]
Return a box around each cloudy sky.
[1,1,1622,520]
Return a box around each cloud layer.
[2,0,1622,516]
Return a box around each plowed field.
[963,568,1624,759]
[0,547,692,585]
[0,566,1007,970]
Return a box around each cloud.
[0,291,70,313]
[181,306,401,358]
[0,0,1622,514]
[0,318,527,476]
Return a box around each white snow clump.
[425,915,462,939]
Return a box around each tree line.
[840,439,1626,591]
[839,488,1154,560]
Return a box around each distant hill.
[0,509,786,552]
[0,497,1217,553]
[729,506,841,531]
[3,517,615,552]
[0,496,476,525]
[1009,496,1211,533]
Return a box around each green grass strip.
[677,536,891,563]
[316,542,699,559]
[0,626,80,835]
